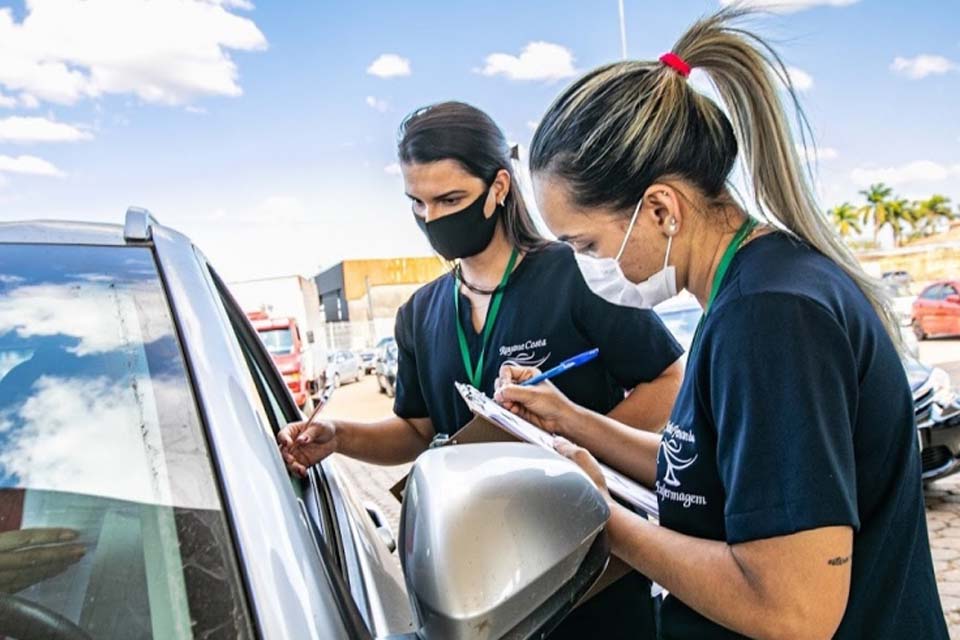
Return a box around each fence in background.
[319,318,396,353]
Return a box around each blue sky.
[0,0,957,280]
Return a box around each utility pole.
[618,0,628,60]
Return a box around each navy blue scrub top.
[657,232,947,639]
[393,242,682,435]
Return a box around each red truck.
[246,311,321,410]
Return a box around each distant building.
[315,256,447,323]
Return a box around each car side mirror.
[400,442,610,640]
[947,294,960,305]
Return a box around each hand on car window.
[277,419,337,477]
[0,528,86,594]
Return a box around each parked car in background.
[247,310,320,411]
[883,281,916,329]
[375,338,399,398]
[326,349,361,387]
[655,294,960,482]
[882,270,913,287]
[0,209,609,639]
[360,337,394,374]
[913,280,960,340]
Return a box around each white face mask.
[573,198,678,309]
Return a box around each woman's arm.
[556,440,853,640]
[278,415,433,474]
[610,502,851,640]
[607,358,683,432]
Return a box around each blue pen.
[520,348,600,386]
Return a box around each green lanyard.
[690,217,758,354]
[454,248,520,388]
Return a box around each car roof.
[0,219,128,246]
[0,207,178,247]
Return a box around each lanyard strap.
[691,217,758,353]
[454,248,519,388]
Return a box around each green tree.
[911,194,954,237]
[884,197,915,247]
[829,202,862,238]
[859,183,893,245]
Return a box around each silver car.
[326,349,362,387]
[0,208,609,640]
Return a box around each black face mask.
[414,188,501,260]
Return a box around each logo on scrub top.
[656,422,708,508]
[660,437,698,487]
[498,338,550,369]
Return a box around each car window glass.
[922,285,944,300]
[0,244,252,639]
[945,286,958,298]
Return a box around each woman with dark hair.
[495,9,947,639]
[278,101,684,638]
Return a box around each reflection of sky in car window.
[0,245,219,510]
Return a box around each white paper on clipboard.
[456,382,659,520]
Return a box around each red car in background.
[913,281,960,340]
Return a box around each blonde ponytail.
[530,8,901,350]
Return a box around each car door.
[201,265,414,638]
[149,225,370,639]
[943,284,960,336]
[918,284,945,335]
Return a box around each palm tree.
[912,194,954,237]
[883,197,916,247]
[829,202,862,238]
[859,183,893,245]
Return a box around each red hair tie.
[659,52,691,78]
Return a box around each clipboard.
[389,383,659,604]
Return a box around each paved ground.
[329,341,960,635]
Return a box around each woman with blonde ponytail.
[495,9,947,639]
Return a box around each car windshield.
[657,306,703,350]
[258,327,294,355]
[0,244,251,638]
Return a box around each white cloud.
[0,282,158,353]
[19,94,39,108]
[367,54,411,78]
[478,42,577,82]
[0,374,220,509]
[851,160,960,187]
[784,66,814,92]
[384,163,402,176]
[526,120,539,131]
[365,95,389,112]
[0,91,15,108]
[0,0,267,107]
[890,55,956,80]
[0,116,92,143]
[795,144,838,163]
[0,154,64,176]
[719,0,858,12]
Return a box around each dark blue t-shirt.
[393,242,683,640]
[394,242,683,436]
[657,232,946,639]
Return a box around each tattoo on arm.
[827,556,851,567]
